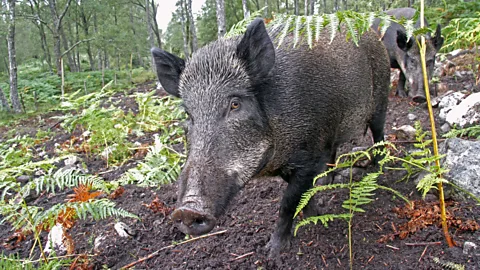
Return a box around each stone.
[438,91,466,121]
[392,125,416,140]
[463,241,478,256]
[443,138,480,198]
[44,224,67,255]
[64,155,79,167]
[440,123,451,133]
[114,222,135,237]
[446,92,480,128]
[407,113,417,121]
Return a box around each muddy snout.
[412,94,426,104]
[171,207,216,235]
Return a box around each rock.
[446,92,480,128]
[94,234,106,254]
[443,138,480,198]
[454,71,463,78]
[440,123,451,133]
[64,155,79,167]
[352,146,368,152]
[448,49,463,58]
[44,224,67,255]
[463,241,479,256]
[16,175,31,184]
[407,113,417,121]
[114,222,135,237]
[392,125,416,140]
[438,91,466,121]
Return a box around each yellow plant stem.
[419,2,454,248]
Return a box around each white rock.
[94,234,106,254]
[443,139,480,198]
[64,156,79,166]
[463,241,478,256]
[407,113,417,121]
[440,123,451,133]
[446,92,480,128]
[438,92,466,120]
[114,222,133,237]
[392,125,416,140]
[44,224,67,255]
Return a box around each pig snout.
[171,207,216,235]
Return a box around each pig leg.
[267,154,330,257]
[396,72,408,97]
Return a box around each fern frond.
[404,19,415,42]
[70,199,138,220]
[293,16,302,48]
[1,180,20,201]
[277,15,293,48]
[294,183,350,218]
[315,15,324,42]
[294,213,352,235]
[329,13,339,43]
[416,174,449,198]
[432,257,465,270]
[306,16,313,48]
[379,15,391,38]
[344,17,359,45]
[34,168,111,195]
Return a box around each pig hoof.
[266,233,291,258]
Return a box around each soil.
[1,60,479,269]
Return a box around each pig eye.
[230,100,240,110]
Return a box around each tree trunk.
[6,0,21,113]
[264,0,268,18]
[186,0,198,53]
[48,0,73,76]
[215,0,226,38]
[146,0,156,70]
[305,0,308,15]
[60,26,77,72]
[0,85,10,112]
[179,0,190,58]
[285,0,289,13]
[342,0,347,10]
[39,24,53,74]
[80,4,95,70]
[151,1,162,48]
[253,0,260,10]
[323,0,327,13]
[242,0,250,19]
[294,0,299,15]
[310,0,316,14]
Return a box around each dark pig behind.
[372,7,444,103]
[151,19,390,256]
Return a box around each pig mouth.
[171,207,216,236]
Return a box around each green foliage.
[443,125,480,139]
[270,11,416,48]
[0,135,35,168]
[0,252,69,270]
[442,12,480,51]
[120,134,185,188]
[225,8,267,38]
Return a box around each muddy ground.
[1,56,479,269]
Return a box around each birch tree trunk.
[215,0,226,38]
[6,0,22,113]
[179,0,190,58]
[305,0,308,15]
[48,0,73,76]
[146,0,156,70]
[186,0,197,53]
[0,85,10,112]
[242,0,250,19]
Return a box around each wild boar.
[151,18,390,256]
[372,7,444,103]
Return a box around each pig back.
[263,29,390,167]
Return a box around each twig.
[418,246,428,262]
[405,241,441,246]
[230,251,254,261]
[386,245,399,250]
[120,230,227,269]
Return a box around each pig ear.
[236,18,275,82]
[396,30,414,52]
[432,24,444,51]
[151,47,185,98]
